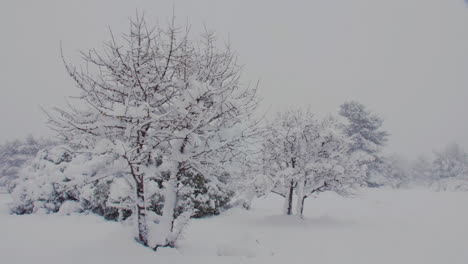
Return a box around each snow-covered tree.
[376,155,411,188]
[260,109,365,217]
[427,143,467,191]
[46,15,259,249]
[338,101,389,187]
[409,155,433,187]
[432,143,467,180]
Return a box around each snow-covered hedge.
[10,146,114,215]
[0,136,56,189]
[10,146,233,220]
[431,177,468,192]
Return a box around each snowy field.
[1,188,468,264]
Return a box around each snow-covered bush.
[57,200,82,215]
[10,145,124,216]
[175,172,233,218]
[10,146,78,214]
[0,136,56,189]
[140,171,233,219]
[11,146,232,221]
[80,178,133,221]
[431,177,468,192]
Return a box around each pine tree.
[339,101,389,187]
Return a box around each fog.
[1,0,467,158]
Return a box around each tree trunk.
[159,175,178,246]
[283,180,294,215]
[295,178,305,218]
[135,177,148,246]
[300,195,306,216]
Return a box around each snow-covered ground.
[1,188,468,264]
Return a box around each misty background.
[1,0,467,158]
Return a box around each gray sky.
[0,0,467,158]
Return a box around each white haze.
[0,0,467,158]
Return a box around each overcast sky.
[0,0,467,158]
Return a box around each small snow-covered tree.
[376,154,411,188]
[338,101,389,187]
[430,144,468,191]
[409,155,433,187]
[47,15,259,249]
[432,143,467,180]
[260,109,365,217]
[260,109,313,216]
